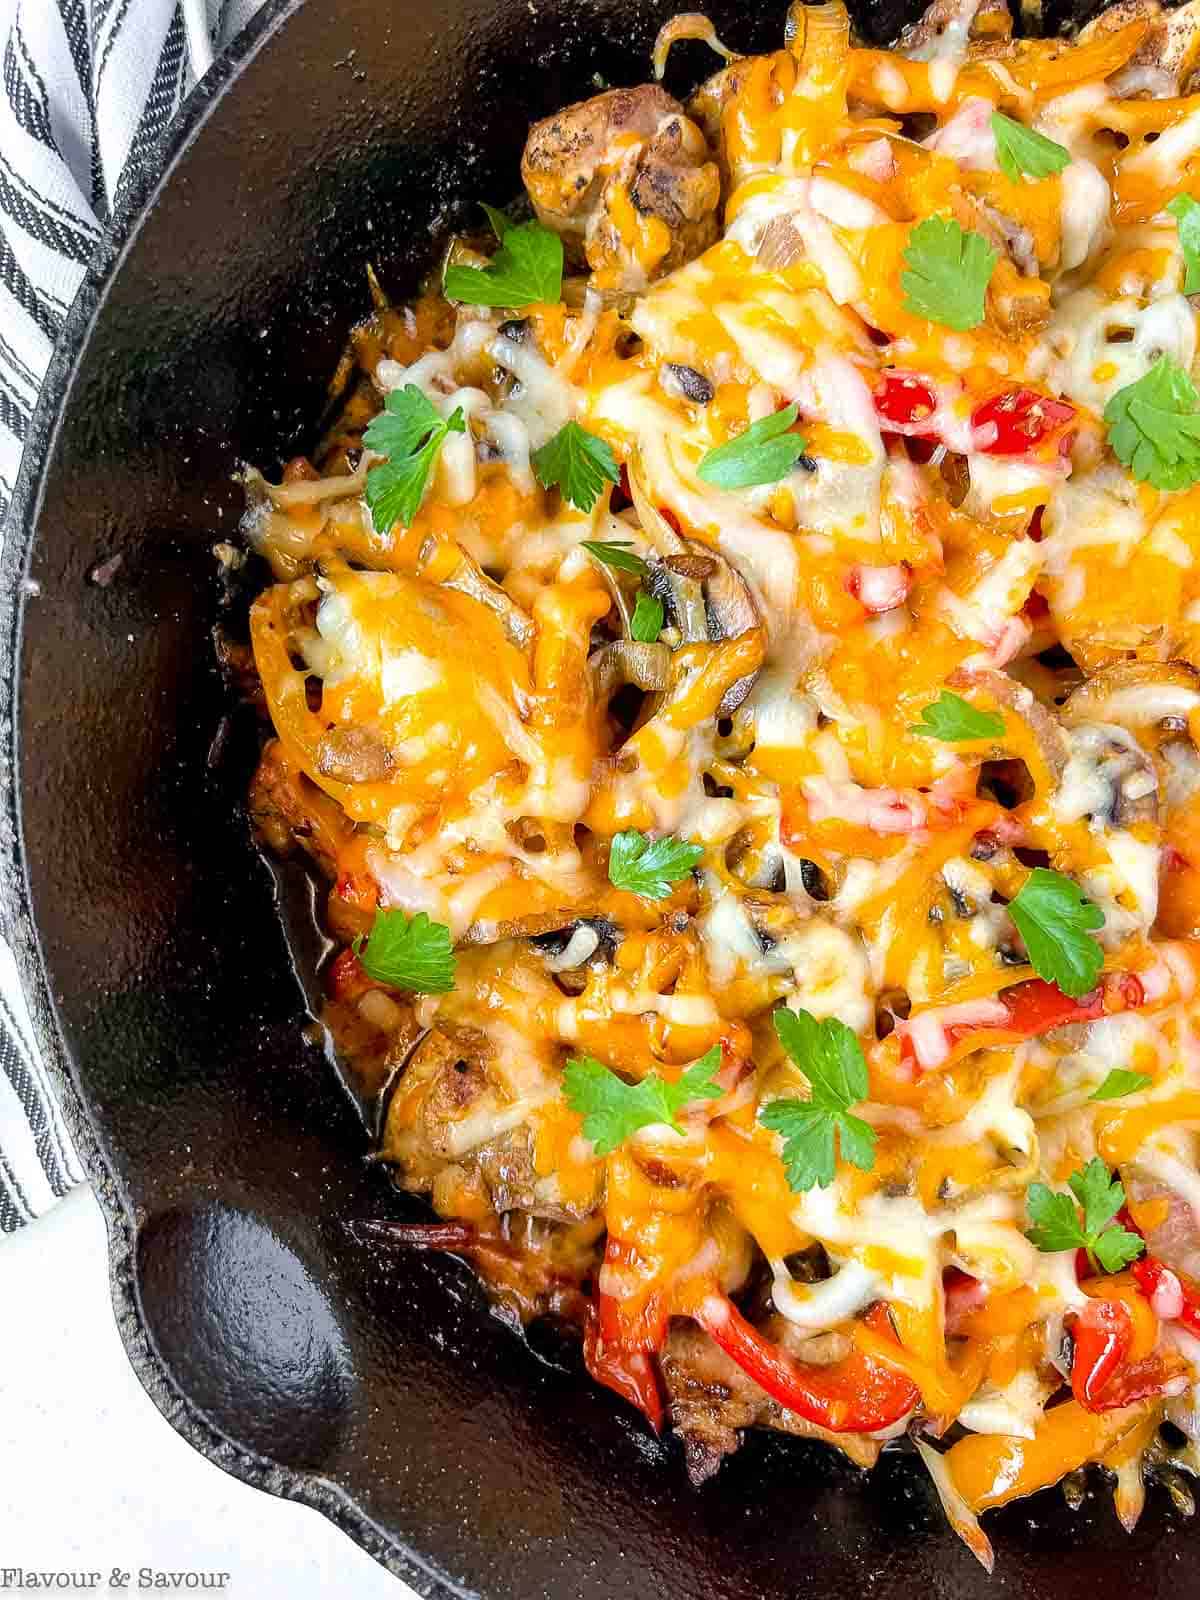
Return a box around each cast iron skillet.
[3,0,1194,1593]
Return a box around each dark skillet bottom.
[6,0,1195,1593]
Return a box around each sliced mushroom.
[439,550,536,649]
[316,725,394,784]
[1060,659,1200,736]
[590,639,673,702]
[949,664,1070,783]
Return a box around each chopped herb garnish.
[696,404,809,490]
[1025,1158,1144,1273]
[758,1008,877,1192]
[363,385,466,533]
[901,217,997,332]
[991,112,1070,184]
[531,421,620,512]
[910,689,1005,742]
[1105,355,1200,491]
[353,908,456,994]
[563,1047,723,1155]
[607,829,703,897]
[442,204,563,308]
[630,590,664,643]
[1007,868,1104,999]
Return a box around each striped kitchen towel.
[0,0,266,1228]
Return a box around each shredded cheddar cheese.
[237,0,1200,1567]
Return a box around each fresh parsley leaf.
[1025,1158,1144,1273]
[901,217,998,332]
[580,540,648,576]
[1007,867,1104,999]
[563,1046,723,1155]
[1168,194,1200,294]
[758,1007,877,1191]
[1105,356,1200,491]
[910,689,1005,742]
[353,908,456,994]
[531,421,620,512]
[630,590,664,643]
[608,829,703,898]
[442,205,563,308]
[991,111,1070,184]
[696,404,808,490]
[1090,1068,1152,1102]
[363,385,466,533]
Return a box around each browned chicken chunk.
[521,84,721,291]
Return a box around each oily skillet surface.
[3,0,1197,1592]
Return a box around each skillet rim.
[0,1,463,1590]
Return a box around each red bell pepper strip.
[970,389,1076,455]
[691,1295,919,1432]
[1070,1295,1183,1412]
[582,1235,668,1432]
[874,373,937,433]
[1133,1256,1200,1336]
[583,1309,665,1432]
[1071,1298,1131,1409]
[898,973,1145,1070]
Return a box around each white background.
[0,1187,418,1597]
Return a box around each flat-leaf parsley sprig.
[901,217,997,332]
[1025,1158,1144,1273]
[1104,355,1200,491]
[910,689,1005,742]
[697,404,809,490]
[442,204,563,308]
[563,1047,724,1155]
[354,908,457,994]
[758,1007,877,1191]
[532,421,620,512]
[363,385,466,534]
[990,112,1070,183]
[1007,867,1104,998]
[607,830,703,898]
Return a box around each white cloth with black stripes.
[0,0,265,1228]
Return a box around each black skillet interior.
[6,0,1194,1594]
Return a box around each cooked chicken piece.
[248,738,353,877]
[1080,0,1200,96]
[380,1024,603,1220]
[521,84,720,291]
[897,0,1013,59]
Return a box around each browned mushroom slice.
[316,725,394,784]
[948,665,1070,785]
[1062,660,1200,825]
[1080,0,1200,96]
[896,0,1013,59]
[589,639,674,702]
[439,550,536,650]
[521,84,721,290]
[1060,659,1200,736]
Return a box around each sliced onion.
[258,461,370,508]
[913,1436,995,1574]
[590,639,673,700]
[786,0,850,72]
[757,216,806,270]
[543,923,601,972]
[652,11,736,79]
[440,552,535,648]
